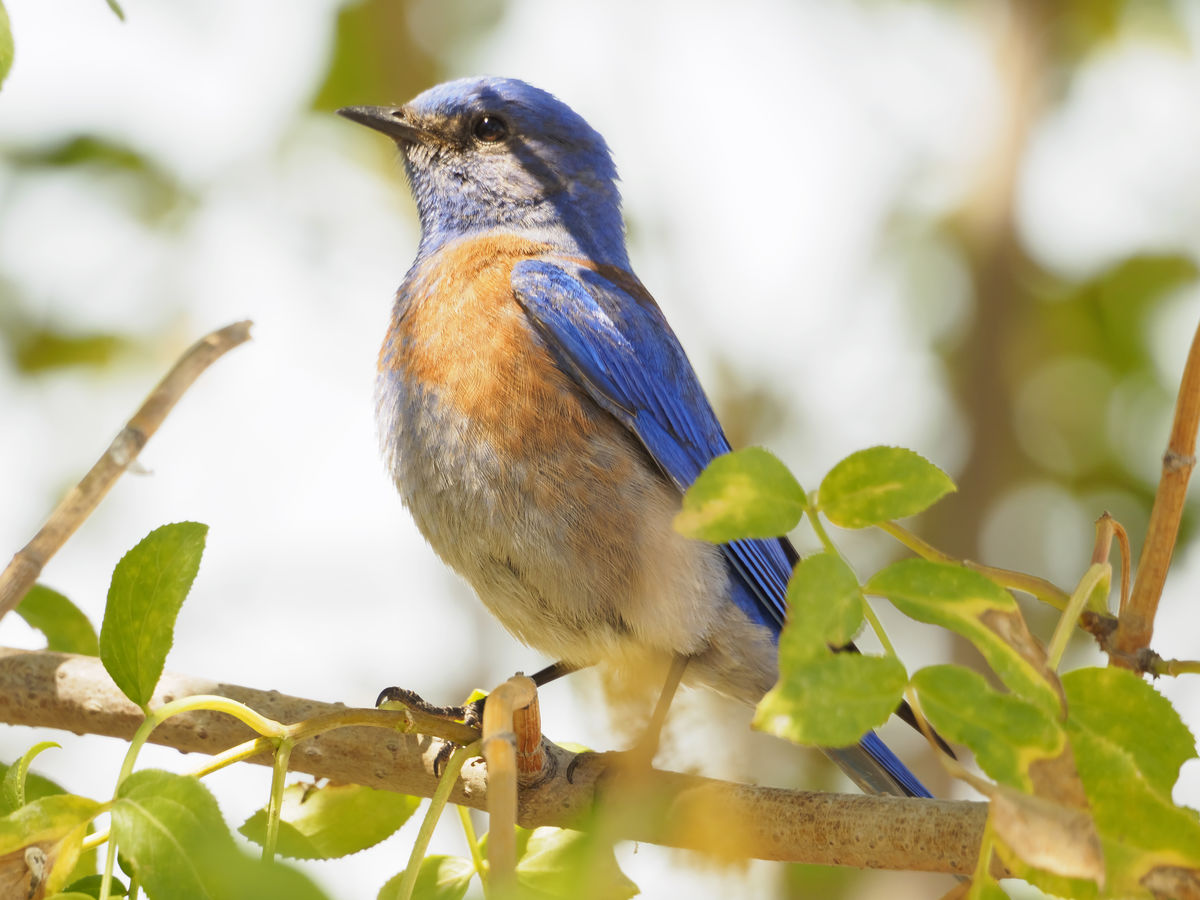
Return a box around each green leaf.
[13,329,136,374]
[203,856,331,900]
[63,872,129,897]
[515,827,638,900]
[866,560,1060,716]
[110,770,236,898]
[377,855,475,900]
[674,447,806,542]
[16,585,99,655]
[100,522,207,708]
[1061,668,1200,896]
[240,782,421,860]
[112,770,329,900]
[913,666,1063,791]
[1063,667,1195,796]
[784,552,864,657]
[754,652,908,748]
[0,741,61,814]
[0,1,12,90]
[819,446,954,529]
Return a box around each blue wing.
[511,258,792,633]
[511,258,930,799]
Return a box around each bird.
[338,76,930,798]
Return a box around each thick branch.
[0,321,254,620]
[0,647,986,873]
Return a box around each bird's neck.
[414,192,630,269]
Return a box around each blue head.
[339,77,628,266]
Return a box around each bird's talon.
[376,685,469,721]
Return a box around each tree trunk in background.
[927,0,1049,561]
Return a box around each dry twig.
[0,321,254,620]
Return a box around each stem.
[1152,657,1200,677]
[83,736,278,854]
[878,521,1070,610]
[263,738,294,861]
[99,694,285,900]
[189,736,277,778]
[457,803,486,876]
[804,505,840,558]
[394,743,480,900]
[1048,564,1108,671]
[861,600,899,659]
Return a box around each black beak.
[336,105,432,144]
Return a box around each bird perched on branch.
[339,77,929,798]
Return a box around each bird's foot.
[376,686,486,776]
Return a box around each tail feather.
[823,732,931,798]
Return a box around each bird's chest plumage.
[375,236,723,665]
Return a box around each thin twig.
[1113,317,1200,666]
[1155,658,1200,677]
[0,321,254,620]
[1111,517,1132,616]
[878,521,1070,609]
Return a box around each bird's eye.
[472,114,509,143]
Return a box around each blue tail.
[859,731,931,798]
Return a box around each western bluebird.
[339,77,930,798]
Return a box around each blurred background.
[1,0,1198,897]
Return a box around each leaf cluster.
[676,445,1200,898]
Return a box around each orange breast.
[380,234,597,459]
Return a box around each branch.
[1112,316,1200,666]
[0,321,254,621]
[0,647,987,874]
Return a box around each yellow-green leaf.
[515,827,637,900]
[1062,668,1200,896]
[866,560,1060,716]
[0,1,12,90]
[819,446,954,529]
[755,652,908,748]
[0,793,99,896]
[675,447,805,542]
[784,552,863,658]
[378,855,475,900]
[0,742,61,815]
[240,782,420,860]
[913,665,1063,791]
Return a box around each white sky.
[1,1,1199,898]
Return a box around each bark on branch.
[0,647,987,874]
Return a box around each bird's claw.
[376,686,487,777]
